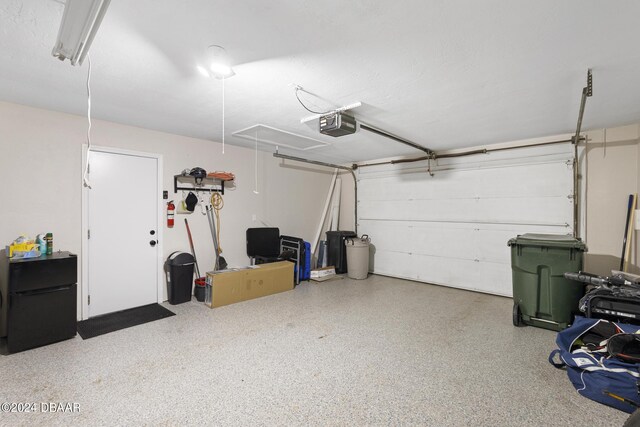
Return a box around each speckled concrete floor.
[0,275,629,426]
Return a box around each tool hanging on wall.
[199,192,208,215]
[204,191,227,271]
[211,192,224,254]
[206,203,221,271]
[184,218,201,279]
[176,191,192,214]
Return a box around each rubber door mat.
[77,303,175,339]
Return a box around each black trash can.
[326,231,357,274]
[166,251,194,305]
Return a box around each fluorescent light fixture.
[206,45,235,79]
[52,0,111,66]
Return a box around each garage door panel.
[358,161,572,200]
[358,145,574,296]
[358,144,571,177]
[359,196,572,225]
[373,250,512,296]
[362,220,570,266]
[370,223,480,261]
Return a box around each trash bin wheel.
[624,408,640,427]
[513,303,524,327]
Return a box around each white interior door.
[87,149,160,316]
[357,143,575,297]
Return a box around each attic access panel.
[232,124,330,151]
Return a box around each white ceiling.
[2,1,640,164]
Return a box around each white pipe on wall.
[311,170,338,257]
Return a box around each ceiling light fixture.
[205,45,235,79]
[197,44,235,155]
[52,0,111,66]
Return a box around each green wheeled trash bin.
[507,234,587,331]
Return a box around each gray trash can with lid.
[346,235,371,280]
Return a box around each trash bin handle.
[361,234,370,242]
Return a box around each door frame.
[81,145,164,320]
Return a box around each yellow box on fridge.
[7,242,37,258]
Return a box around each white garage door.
[357,143,574,296]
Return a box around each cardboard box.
[205,261,294,308]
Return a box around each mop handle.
[184,218,201,278]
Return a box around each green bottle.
[46,233,53,255]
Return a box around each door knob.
[150,230,156,235]
[149,240,157,247]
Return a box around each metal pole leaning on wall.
[273,152,358,235]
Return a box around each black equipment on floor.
[566,271,640,324]
[165,252,194,305]
[587,295,640,323]
[246,228,309,285]
[326,230,357,274]
[0,250,77,353]
[246,227,282,264]
[281,235,309,285]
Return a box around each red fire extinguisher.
[167,200,175,228]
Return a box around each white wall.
[0,101,333,309]
[583,125,640,275]
[338,171,357,233]
[260,156,336,238]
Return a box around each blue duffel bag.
[549,316,640,413]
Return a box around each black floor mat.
[77,303,175,339]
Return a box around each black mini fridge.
[0,250,77,353]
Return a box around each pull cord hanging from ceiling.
[82,55,93,189]
[222,76,225,154]
[253,130,259,194]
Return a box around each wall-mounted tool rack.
[173,175,224,194]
